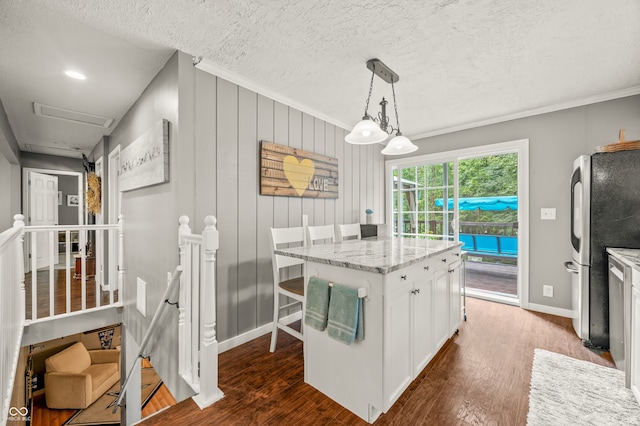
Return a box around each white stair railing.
[1,215,26,426]
[22,217,123,322]
[178,215,223,409]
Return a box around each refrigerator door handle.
[564,261,579,274]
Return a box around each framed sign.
[119,119,170,192]
[260,141,338,198]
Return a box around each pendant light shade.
[346,59,417,155]
[344,118,389,145]
[381,133,418,155]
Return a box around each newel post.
[192,215,224,408]
[177,215,192,382]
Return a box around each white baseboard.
[527,302,573,318]
[218,311,302,354]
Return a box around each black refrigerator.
[566,149,640,349]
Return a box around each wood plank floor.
[140,297,614,425]
[24,268,117,320]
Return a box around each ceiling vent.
[33,102,114,128]
[24,143,84,158]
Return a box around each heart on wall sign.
[283,156,315,196]
[260,141,339,199]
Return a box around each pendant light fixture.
[345,59,418,155]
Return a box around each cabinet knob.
[442,258,447,263]
[415,288,420,294]
[454,253,460,257]
[411,289,420,295]
[424,265,429,271]
[401,274,407,280]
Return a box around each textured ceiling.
[1,1,639,158]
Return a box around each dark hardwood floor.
[140,297,614,425]
[24,268,117,320]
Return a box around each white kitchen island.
[276,237,463,423]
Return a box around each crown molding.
[410,85,640,140]
[195,59,351,132]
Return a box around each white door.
[29,171,58,269]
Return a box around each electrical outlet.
[543,285,554,297]
[541,208,556,220]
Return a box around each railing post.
[177,215,192,383]
[192,215,223,409]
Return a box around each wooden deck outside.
[465,260,518,297]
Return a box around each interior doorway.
[22,168,84,272]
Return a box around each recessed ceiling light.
[64,70,86,80]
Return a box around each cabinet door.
[384,274,413,408]
[433,266,449,351]
[413,262,434,376]
[449,259,462,335]
[632,285,640,404]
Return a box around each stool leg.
[270,289,280,352]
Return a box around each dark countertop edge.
[276,243,462,275]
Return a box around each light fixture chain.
[364,68,375,117]
[391,80,401,133]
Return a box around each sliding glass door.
[387,140,528,306]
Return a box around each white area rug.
[528,349,640,425]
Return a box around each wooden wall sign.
[119,119,170,192]
[260,141,338,198]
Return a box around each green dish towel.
[327,284,364,344]
[304,277,331,331]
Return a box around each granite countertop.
[275,237,462,274]
[606,247,640,271]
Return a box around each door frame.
[107,145,121,292]
[22,168,84,272]
[23,167,84,226]
[385,139,530,308]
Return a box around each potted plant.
[365,209,373,224]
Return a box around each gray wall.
[57,174,79,225]
[408,94,640,311]
[107,51,385,402]
[192,68,385,341]
[0,99,22,228]
[0,153,19,230]
[106,52,190,399]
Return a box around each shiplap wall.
[193,69,385,342]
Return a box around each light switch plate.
[541,208,556,220]
[137,277,146,317]
[543,285,554,297]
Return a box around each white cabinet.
[449,257,462,336]
[631,270,640,404]
[412,261,434,375]
[385,270,414,407]
[433,265,449,351]
[384,249,460,411]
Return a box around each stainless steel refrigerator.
[565,150,640,349]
